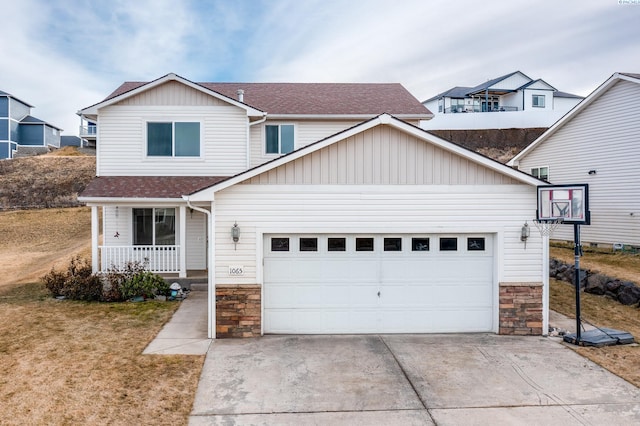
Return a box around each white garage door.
[264,234,494,334]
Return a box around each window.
[356,238,374,251]
[328,237,346,252]
[271,238,290,252]
[147,122,200,157]
[412,238,430,251]
[468,237,485,251]
[531,166,549,181]
[384,238,402,251]
[439,237,458,251]
[133,208,175,246]
[300,238,318,252]
[532,95,545,108]
[265,124,294,154]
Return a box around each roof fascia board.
[193,114,541,198]
[79,73,265,117]
[78,197,185,204]
[265,113,433,120]
[508,72,625,165]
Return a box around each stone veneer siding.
[499,283,543,335]
[216,284,261,338]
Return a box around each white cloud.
[0,0,638,135]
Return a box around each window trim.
[145,120,202,158]
[264,123,295,155]
[531,166,549,181]
[532,94,546,108]
[132,207,176,246]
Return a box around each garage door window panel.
[412,237,430,251]
[328,238,346,252]
[271,237,290,252]
[384,238,402,251]
[467,237,485,251]
[439,237,458,251]
[356,237,374,252]
[299,238,318,252]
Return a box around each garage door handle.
[377,291,381,297]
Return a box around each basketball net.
[533,219,563,237]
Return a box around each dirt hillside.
[0,149,95,210]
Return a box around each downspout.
[184,196,215,339]
[247,114,267,169]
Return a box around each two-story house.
[0,90,62,159]
[79,73,548,339]
[421,71,583,130]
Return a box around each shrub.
[42,256,102,301]
[42,258,169,302]
[42,268,66,297]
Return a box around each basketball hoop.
[533,219,563,237]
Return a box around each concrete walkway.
[143,291,211,355]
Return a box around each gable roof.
[0,90,33,107]
[508,72,640,166]
[20,115,63,130]
[78,73,265,118]
[518,79,556,91]
[186,113,543,200]
[423,86,472,103]
[84,73,432,119]
[466,71,530,96]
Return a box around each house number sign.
[228,266,244,276]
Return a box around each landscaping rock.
[585,274,608,295]
[617,282,640,305]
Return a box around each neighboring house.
[78,73,548,339]
[421,71,583,130]
[0,90,62,159]
[60,135,86,147]
[509,72,640,246]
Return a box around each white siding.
[492,73,531,91]
[213,185,542,285]
[518,80,640,245]
[97,104,248,176]
[103,206,131,246]
[244,126,519,185]
[249,120,361,168]
[186,210,207,269]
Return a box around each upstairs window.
[266,124,294,154]
[147,122,200,157]
[531,166,549,181]
[532,95,545,108]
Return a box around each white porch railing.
[79,124,97,138]
[99,245,181,273]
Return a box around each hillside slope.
[0,152,96,210]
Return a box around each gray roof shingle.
[80,176,228,199]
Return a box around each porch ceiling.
[79,176,227,199]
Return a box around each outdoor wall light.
[588,170,597,175]
[231,222,240,250]
[521,222,530,248]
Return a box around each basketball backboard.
[537,184,590,225]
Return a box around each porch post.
[209,199,216,339]
[179,205,187,278]
[91,206,99,273]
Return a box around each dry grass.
[551,241,640,284]
[44,146,89,157]
[0,207,93,287]
[0,282,204,425]
[550,242,640,387]
[0,207,204,425]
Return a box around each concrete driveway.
[189,334,640,425]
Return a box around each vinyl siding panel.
[214,185,541,285]
[518,80,640,245]
[249,120,361,168]
[97,104,248,176]
[244,126,520,185]
[186,210,206,269]
[115,81,228,106]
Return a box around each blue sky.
[1,0,638,135]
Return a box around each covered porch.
[79,176,224,278]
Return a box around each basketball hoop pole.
[574,223,582,342]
